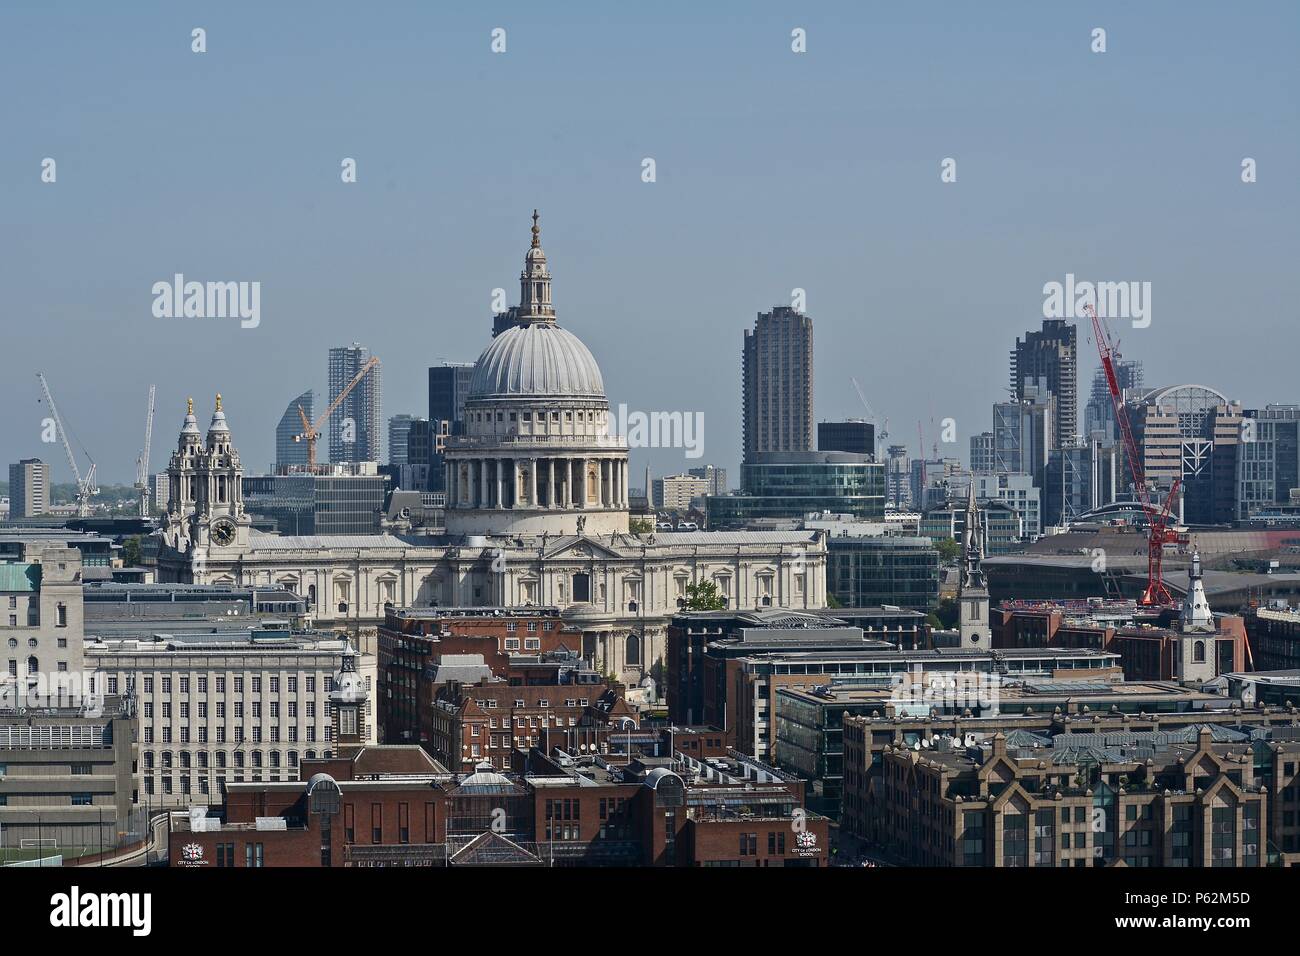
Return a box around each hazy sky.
[2,1,1297,486]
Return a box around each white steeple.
[958,480,990,645]
[1180,550,1214,631]
[961,480,986,589]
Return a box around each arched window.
[1193,641,1206,663]
[26,655,38,675]
[625,633,641,667]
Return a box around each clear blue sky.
[2,1,1296,485]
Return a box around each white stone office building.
[2,542,86,708]
[653,474,711,511]
[84,626,375,808]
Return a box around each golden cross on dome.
[531,209,540,248]
[187,397,194,416]
[215,393,223,412]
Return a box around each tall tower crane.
[1085,303,1180,605]
[134,385,156,517]
[850,377,889,454]
[36,373,99,517]
[294,356,380,471]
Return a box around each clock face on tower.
[210,519,237,547]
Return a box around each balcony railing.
[447,434,628,450]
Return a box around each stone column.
[528,458,537,509]
[547,458,556,509]
[480,459,489,509]
[509,459,518,509]
[593,458,603,508]
[577,458,587,508]
[495,459,504,510]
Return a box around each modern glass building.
[427,363,475,434]
[774,687,885,818]
[827,535,939,610]
[1237,406,1300,520]
[818,420,874,457]
[706,451,885,528]
[274,390,313,470]
[920,499,1022,555]
[243,474,388,535]
[314,475,388,534]
[329,344,382,463]
[388,414,417,466]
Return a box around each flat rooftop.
[732,645,1121,664]
[780,678,1219,707]
[84,626,350,652]
[385,605,565,620]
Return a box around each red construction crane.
[1085,303,1180,605]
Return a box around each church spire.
[964,479,984,572]
[958,479,990,645]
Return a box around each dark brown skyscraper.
[742,306,814,463]
[1011,319,1077,446]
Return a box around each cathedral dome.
[468,322,606,402]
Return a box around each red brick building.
[378,606,584,743]
[170,745,452,868]
[992,600,1247,681]
[429,679,637,771]
[170,743,828,868]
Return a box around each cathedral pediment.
[542,535,624,561]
